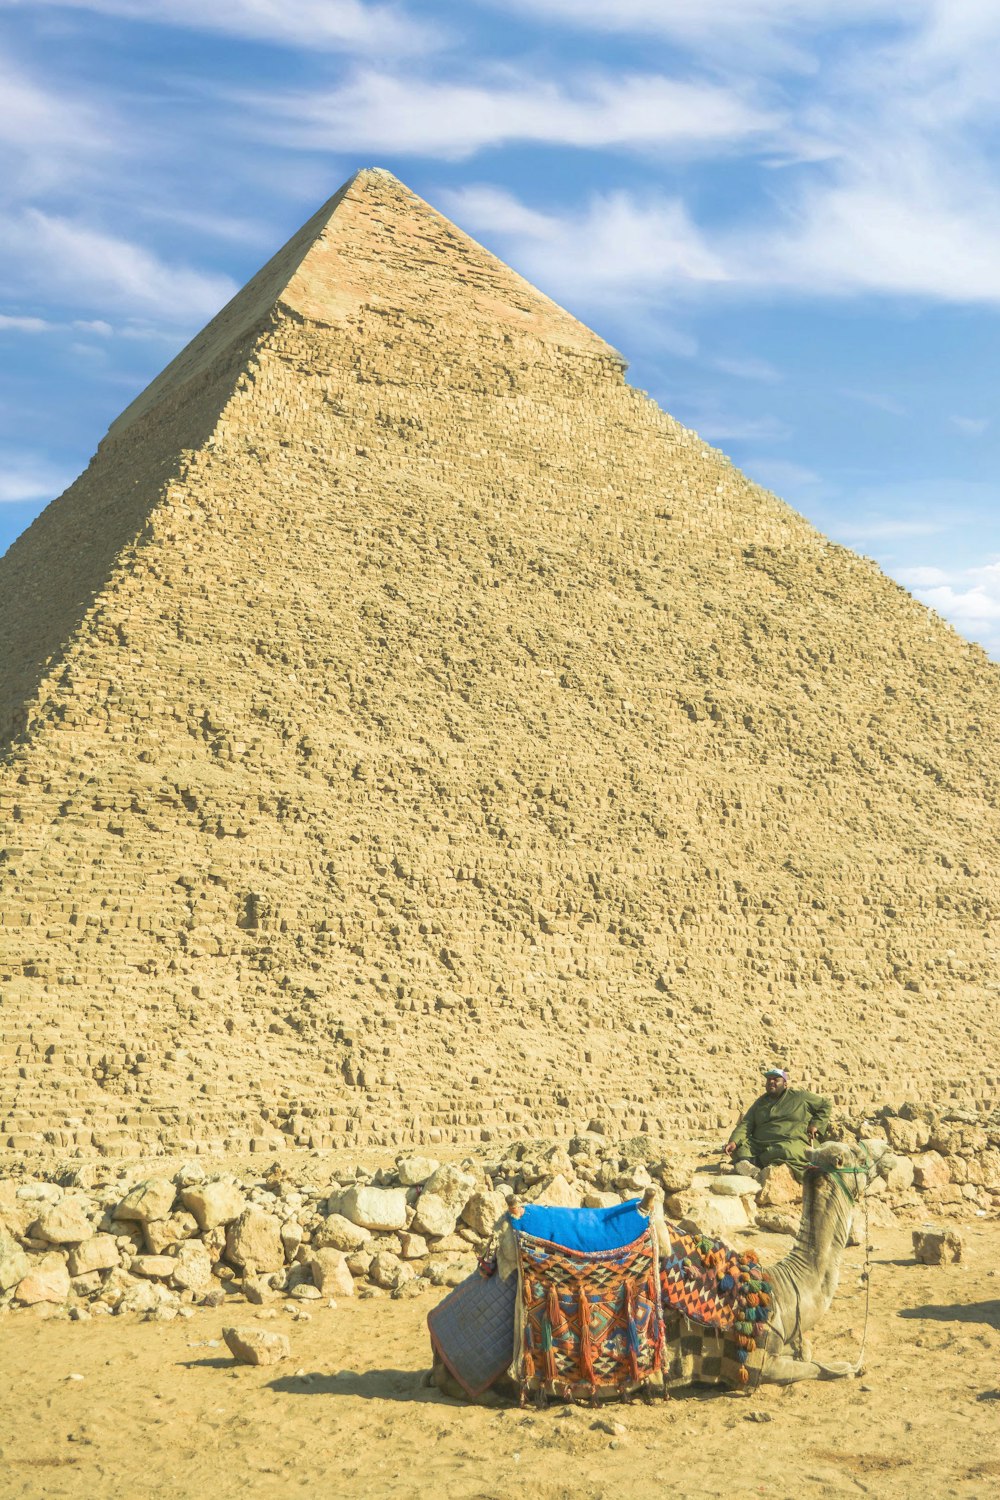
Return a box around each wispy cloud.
[836,518,947,541]
[254,67,777,159]
[0,313,54,333]
[950,415,990,435]
[712,354,782,383]
[841,389,907,417]
[0,212,237,324]
[7,1,436,56]
[0,453,74,505]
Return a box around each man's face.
[764,1074,787,1096]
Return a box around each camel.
[429,1140,870,1399]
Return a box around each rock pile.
[2,1105,996,1320]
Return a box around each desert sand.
[2,1219,997,1500]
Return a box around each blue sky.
[1,1,999,658]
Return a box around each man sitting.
[724,1067,831,1179]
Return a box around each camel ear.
[835,1154,844,1168]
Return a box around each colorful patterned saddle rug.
[512,1201,664,1397]
[659,1225,772,1385]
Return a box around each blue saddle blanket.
[515,1198,646,1253]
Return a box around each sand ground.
[1,1221,997,1500]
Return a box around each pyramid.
[1,167,998,1160]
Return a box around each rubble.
[0,1105,994,1321]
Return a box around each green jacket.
[728,1087,832,1167]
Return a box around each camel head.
[803,1140,872,1209]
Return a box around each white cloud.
[836,518,946,541]
[6,1,435,55]
[743,458,822,493]
[0,211,237,323]
[896,566,952,588]
[950,415,990,435]
[841,389,907,417]
[0,313,54,332]
[444,185,728,304]
[712,354,782,383]
[898,556,1000,657]
[254,67,778,159]
[692,414,791,443]
[0,455,73,504]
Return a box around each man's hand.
[807,1125,818,1141]
[724,1142,736,1157]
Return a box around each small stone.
[223,1326,291,1367]
[912,1227,964,1264]
[171,1242,214,1293]
[460,1190,507,1239]
[911,1152,951,1191]
[129,1255,177,1280]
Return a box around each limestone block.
[398,1232,428,1259]
[651,1156,693,1194]
[879,1153,915,1194]
[757,1165,802,1207]
[396,1156,440,1187]
[883,1117,928,1153]
[130,1255,177,1280]
[460,1189,507,1238]
[526,1173,583,1208]
[171,1241,214,1293]
[0,1229,31,1292]
[16,1255,71,1305]
[410,1192,457,1240]
[308,1248,355,1297]
[336,1186,407,1233]
[180,1181,246,1232]
[226,1208,284,1272]
[672,1190,751,1238]
[34,1198,94,1245]
[115,1178,177,1224]
[709,1176,760,1198]
[422,1165,477,1213]
[67,1235,120,1276]
[912,1227,964,1264]
[224,1326,291,1366]
[145,1211,199,1254]
[313,1213,373,1253]
[911,1151,951,1190]
[368,1251,404,1289]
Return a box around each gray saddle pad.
[427,1268,516,1398]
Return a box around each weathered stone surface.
[34,1198,94,1245]
[223,1327,291,1366]
[144,1211,199,1254]
[308,1248,355,1297]
[911,1151,951,1190]
[398,1232,429,1260]
[130,1255,177,1280]
[396,1157,440,1187]
[67,1235,119,1276]
[368,1251,404,1290]
[115,1178,177,1224]
[527,1174,584,1208]
[884,1117,929,1154]
[757,1165,802,1208]
[313,1213,373,1253]
[409,1192,457,1240]
[460,1189,507,1239]
[422,1166,477,1214]
[16,1257,71,1305]
[170,1241,214,1293]
[672,1191,752,1238]
[225,1208,284,1272]
[0,1230,31,1292]
[336,1186,407,1233]
[709,1176,760,1198]
[180,1182,245,1233]
[879,1154,915,1194]
[912,1227,964,1264]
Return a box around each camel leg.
[763,1353,858,1384]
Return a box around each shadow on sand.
[897,1300,1000,1327]
[267,1368,445,1402]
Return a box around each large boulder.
[313,1213,373,1253]
[879,1153,915,1194]
[67,1235,120,1276]
[757,1164,802,1207]
[225,1208,284,1272]
[180,1180,246,1233]
[223,1327,290,1367]
[114,1178,177,1225]
[33,1198,95,1245]
[911,1151,951,1191]
[527,1173,583,1208]
[669,1190,752,1238]
[396,1156,440,1187]
[410,1192,457,1239]
[171,1241,214,1293]
[422,1165,477,1214]
[336,1185,408,1233]
[460,1189,508,1239]
[16,1255,71,1306]
[912,1227,964,1264]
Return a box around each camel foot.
[817,1360,859,1380]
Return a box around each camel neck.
[768,1175,852,1334]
